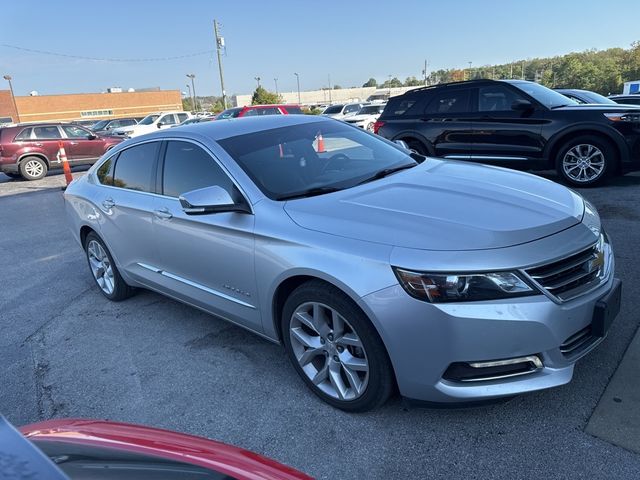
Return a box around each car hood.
[284,160,584,251]
[111,124,153,134]
[344,114,377,121]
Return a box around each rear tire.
[281,280,394,412]
[84,232,135,301]
[19,156,48,181]
[555,135,615,187]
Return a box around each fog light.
[443,355,543,382]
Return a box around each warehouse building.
[0,89,182,124]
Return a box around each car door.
[420,87,474,158]
[61,124,106,163]
[469,84,545,164]
[31,126,65,166]
[151,140,260,331]
[94,141,162,285]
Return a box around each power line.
[0,43,215,63]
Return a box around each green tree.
[333,84,343,89]
[404,76,423,86]
[251,86,282,105]
[362,78,377,87]
[182,98,194,111]
[381,77,403,88]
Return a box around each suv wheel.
[282,281,394,412]
[404,139,428,156]
[84,232,135,301]
[19,156,48,181]
[555,135,615,187]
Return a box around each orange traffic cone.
[317,133,325,153]
[57,141,73,186]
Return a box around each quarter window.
[176,113,188,123]
[97,157,114,185]
[112,142,159,192]
[391,99,416,115]
[14,128,32,141]
[478,85,525,112]
[33,126,62,139]
[425,90,470,114]
[162,141,233,198]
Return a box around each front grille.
[560,325,597,359]
[524,243,605,302]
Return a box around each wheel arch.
[18,152,50,168]
[544,124,627,170]
[390,131,436,156]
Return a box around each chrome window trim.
[444,155,528,161]
[92,137,254,214]
[137,262,255,309]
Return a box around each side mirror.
[394,139,410,150]
[179,185,250,215]
[157,122,163,128]
[512,99,533,111]
[87,134,97,140]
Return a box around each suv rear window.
[15,128,32,140]
[284,106,303,114]
[390,99,417,115]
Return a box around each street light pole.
[213,20,228,109]
[274,78,278,96]
[254,76,261,88]
[3,75,20,123]
[467,61,472,80]
[185,83,192,110]
[294,73,301,104]
[186,74,197,111]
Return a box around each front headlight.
[604,112,640,123]
[393,268,536,303]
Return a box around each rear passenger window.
[425,90,471,114]
[33,126,62,139]
[15,128,32,141]
[97,157,115,185]
[159,115,176,125]
[176,113,188,122]
[162,141,232,198]
[112,142,159,192]
[284,106,303,114]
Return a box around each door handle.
[153,208,173,220]
[102,198,115,209]
[34,143,43,147]
[70,141,79,145]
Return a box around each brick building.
[0,89,183,123]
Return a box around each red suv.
[216,104,304,119]
[0,123,124,180]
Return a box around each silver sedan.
[64,115,621,411]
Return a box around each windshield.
[217,108,243,119]
[217,120,416,200]
[510,81,577,108]
[580,91,617,104]
[323,105,344,114]
[359,105,385,114]
[90,120,109,131]
[138,114,160,125]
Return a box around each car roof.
[129,114,330,142]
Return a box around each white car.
[321,103,365,120]
[342,103,386,131]
[111,111,191,137]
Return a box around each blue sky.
[2,0,638,97]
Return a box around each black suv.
[375,79,640,186]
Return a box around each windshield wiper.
[356,163,416,186]
[275,186,344,201]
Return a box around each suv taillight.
[373,120,385,135]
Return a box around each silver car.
[64,115,621,412]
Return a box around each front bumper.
[361,273,620,403]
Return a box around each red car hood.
[21,418,311,480]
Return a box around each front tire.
[555,135,615,187]
[84,232,135,301]
[282,281,394,412]
[19,156,48,181]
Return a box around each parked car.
[608,94,640,106]
[7,416,310,479]
[216,104,304,120]
[0,123,123,180]
[110,111,190,137]
[343,103,386,131]
[375,79,640,186]
[65,115,620,411]
[555,88,618,105]
[172,116,216,127]
[321,103,365,119]
[73,119,101,127]
[90,117,139,135]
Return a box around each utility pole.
[3,75,20,123]
[274,78,278,96]
[185,83,191,110]
[510,63,513,79]
[328,74,332,103]
[294,73,301,104]
[213,19,227,109]
[422,59,429,85]
[467,61,472,81]
[254,76,261,88]
[186,74,197,111]
[521,62,525,80]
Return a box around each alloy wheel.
[289,302,369,401]
[24,160,44,178]
[87,240,115,295]
[562,144,605,183]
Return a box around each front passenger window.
[162,141,233,198]
[478,86,525,112]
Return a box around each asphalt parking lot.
[1,167,640,479]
